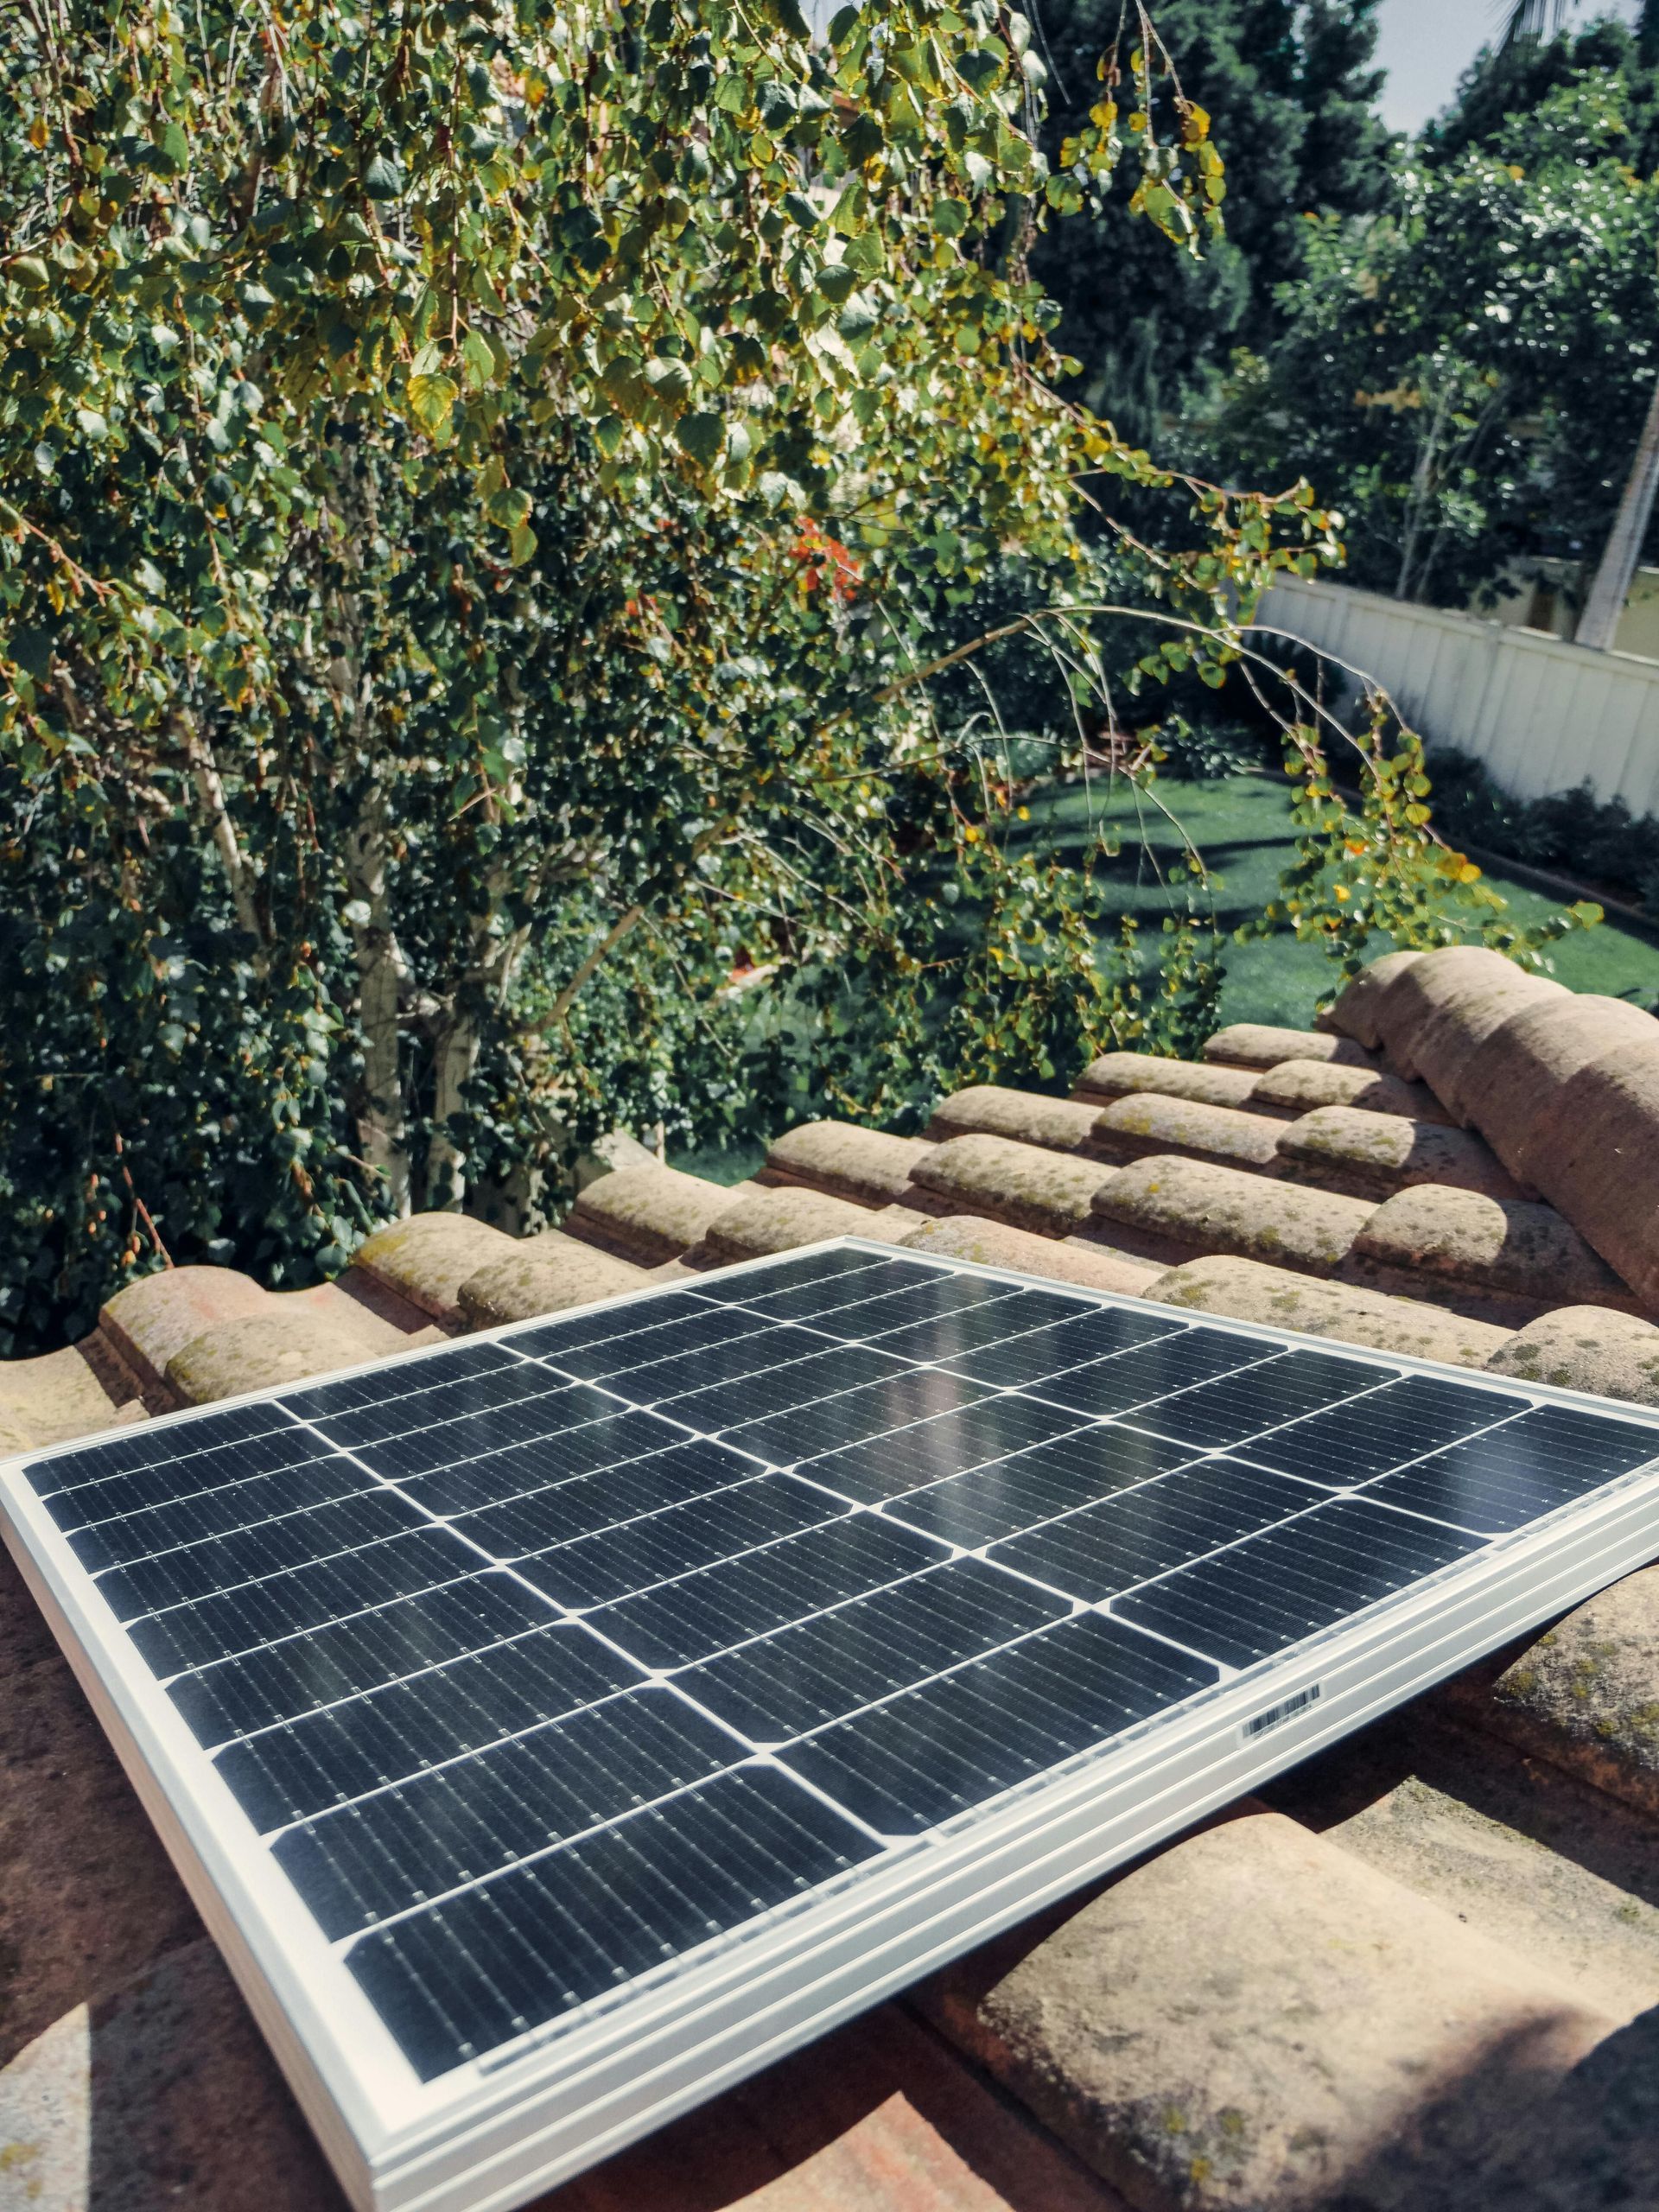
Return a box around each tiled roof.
[7,944,1659,2209]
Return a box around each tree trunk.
[1577,376,1659,652]
[345,797,411,1216]
[423,903,529,1211]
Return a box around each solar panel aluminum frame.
[5,1236,1659,2212]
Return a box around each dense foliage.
[1423,747,1659,917]
[1031,0,1389,443]
[1208,26,1659,605]
[0,0,1583,1355]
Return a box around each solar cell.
[782,1612,1219,1834]
[170,1573,561,1743]
[1363,1402,1659,1533]
[347,1766,881,2080]
[798,1392,1086,1503]
[516,1474,844,1611]
[1118,1347,1388,1451]
[936,1301,1184,1389]
[1111,1494,1485,1667]
[988,1458,1325,1600]
[887,1421,1196,1548]
[675,1559,1070,1742]
[214,1620,637,1828]
[5,1236,1659,2212]
[1020,1325,1270,1417]
[275,1688,745,1942]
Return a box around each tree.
[1206,64,1659,606]
[1,0,1580,1362]
[1029,0,1391,444]
[3,0,1358,1351]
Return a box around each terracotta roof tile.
[1406,966,1571,1124]
[694,1184,918,1263]
[0,1538,208,2059]
[1276,1104,1522,1202]
[0,1937,346,2211]
[898,1213,1162,1297]
[1471,1566,1659,1824]
[925,1807,1611,2211]
[1320,947,1424,1048]
[1366,944,1561,1083]
[1204,1020,1378,1071]
[98,1264,273,1395]
[1091,1093,1286,1173]
[1249,1058,1454,1124]
[926,1084,1103,1154]
[164,1305,443,1405]
[346,1211,519,1323]
[1090,1154,1373,1274]
[563,1161,749,1265]
[1484,1306,1659,1406]
[1462,995,1659,1188]
[1522,1040,1659,1312]
[550,2003,1132,2212]
[907,1133,1119,1237]
[1350,1185,1641,1320]
[761,1120,936,1207]
[456,1233,649,1329]
[0,1341,144,1446]
[1071,1051,1262,1111]
[1144,1253,1513,1366]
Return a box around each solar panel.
[4,1233,1659,2212]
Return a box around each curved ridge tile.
[1144,1253,1512,1367]
[1319,949,1424,1048]
[1526,1040,1659,1311]
[1091,1095,1286,1173]
[1409,969,1571,1125]
[99,1266,271,1393]
[1461,995,1659,1187]
[762,1121,934,1207]
[1370,946,1538,1080]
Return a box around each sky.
[1374,0,1643,132]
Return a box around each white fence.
[1250,575,1659,817]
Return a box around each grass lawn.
[1032,772,1659,1029]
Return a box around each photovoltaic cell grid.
[16,1243,1659,2088]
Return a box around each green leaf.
[461,327,497,389]
[8,626,54,678]
[814,262,856,304]
[364,152,405,200]
[406,370,458,441]
[644,356,694,404]
[507,519,538,564]
[487,486,533,528]
[676,411,725,464]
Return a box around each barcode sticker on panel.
[1242,1683,1321,1740]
